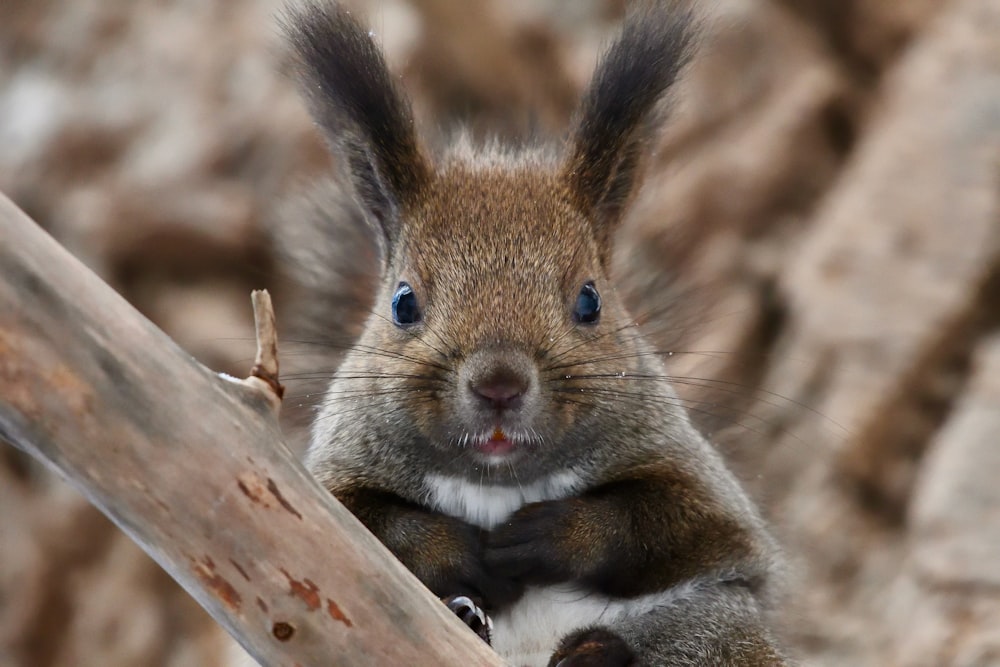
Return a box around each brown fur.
[334,484,523,607]
[284,3,787,665]
[486,462,763,598]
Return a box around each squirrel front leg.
[485,463,763,596]
[334,486,524,611]
[484,464,784,666]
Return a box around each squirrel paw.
[548,627,637,667]
[485,499,578,585]
[443,594,493,646]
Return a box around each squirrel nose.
[470,372,527,411]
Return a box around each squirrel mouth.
[473,427,517,456]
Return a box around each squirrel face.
[287,3,697,484]
[359,164,626,473]
[326,155,678,485]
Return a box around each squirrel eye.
[573,281,601,324]
[392,282,421,327]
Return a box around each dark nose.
[470,370,528,411]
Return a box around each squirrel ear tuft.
[283,2,430,253]
[562,3,697,254]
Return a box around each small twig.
[243,290,285,415]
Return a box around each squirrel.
[280,1,787,665]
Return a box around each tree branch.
[0,192,504,666]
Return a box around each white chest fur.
[422,470,584,530]
[491,584,700,667]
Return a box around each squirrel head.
[286,2,699,483]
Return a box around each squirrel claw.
[443,594,493,646]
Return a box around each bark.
[0,193,502,667]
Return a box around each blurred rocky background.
[1,0,999,665]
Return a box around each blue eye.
[573,282,601,324]
[392,282,421,327]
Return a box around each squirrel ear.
[284,2,430,253]
[562,4,696,255]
